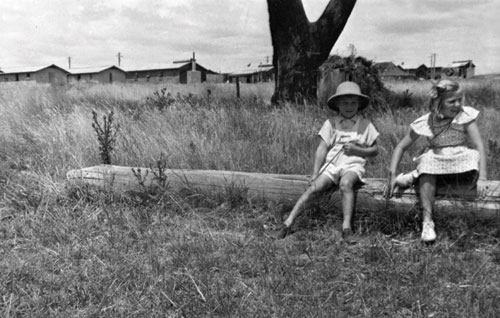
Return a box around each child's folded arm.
[344,141,378,157]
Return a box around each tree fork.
[267,0,356,104]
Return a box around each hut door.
[48,72,54,83]
[109,72,113,83]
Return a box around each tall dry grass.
[1,78,500,317]
[2,78,499,179]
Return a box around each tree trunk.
[267,0,357,104]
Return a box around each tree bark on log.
[267,0,357,104]
[66,165,500,218]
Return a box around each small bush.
[145,87,175,110]
[91,110,120,164]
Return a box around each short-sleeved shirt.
[317,115,379,182]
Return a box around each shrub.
[91,110,120,164]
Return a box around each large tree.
[267,0,357,104]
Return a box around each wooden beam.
[66,165,500,218]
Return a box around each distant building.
[67,65,127,83]
[403,60,475,80]
[404,64,429,79]
[442,60,476,78]
[374,62,415,80]
[227,64,274,83]
[0,64,69,85]
[125,60,217,84]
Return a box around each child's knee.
[339,178,355,192]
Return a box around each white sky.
[1,0,499,74]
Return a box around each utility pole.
[430,53,436,79]
[117,52,122,67]
[68,56,71,69]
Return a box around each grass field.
[1,79,500,317]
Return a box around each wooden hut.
[374,62,415,81]
[227,64,274,84]
[443,60,476,79]
[0,64,69,85]
[67,65,127,83]
[125,61,216,84]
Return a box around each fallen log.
[66,165,500,218]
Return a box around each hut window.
[26,73,31,79]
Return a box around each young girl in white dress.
[277,82,379,241]
[387,79,487,242]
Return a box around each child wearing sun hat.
[277,81,379,243]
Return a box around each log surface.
[66,165,500,218]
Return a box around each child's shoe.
[341,228,359,245]
[276,224,292,239]
[421,221,436,242]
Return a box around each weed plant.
[0,80,499,316]
[92,110,120,164]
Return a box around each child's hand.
[476,179,488,199]
[343,142,360,156]
[384,176,399,198]
[308,173,318,185]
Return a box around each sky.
[1,0,499,75]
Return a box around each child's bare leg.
[283,174,333,228]
[419,174,436,222]
[339,171,360,230]
[418,174,437,242]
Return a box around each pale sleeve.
[359,122,379,146]
[318,120,335,148]
[409,113,433,137]
[453,106,479,124]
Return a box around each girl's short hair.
[429,79,461,113]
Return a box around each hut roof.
[124,61,212,73]
[451,60,475,68]
[0,64,69,75]
[67,65,126,75]
[229,65,273,76]
[374,62,413,77]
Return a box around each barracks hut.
[0,64,69,85]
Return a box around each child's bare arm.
[385,130,420,198]
[466,121,487,180]
[390,130,419,178]
[311,139,328,178]
[344,141,378,158]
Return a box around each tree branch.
[314,0,357,55]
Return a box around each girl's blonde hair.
[428,79,461,114]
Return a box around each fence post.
[236,77,240,98]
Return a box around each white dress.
[317,116,379,184]
[411,106,480,176]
